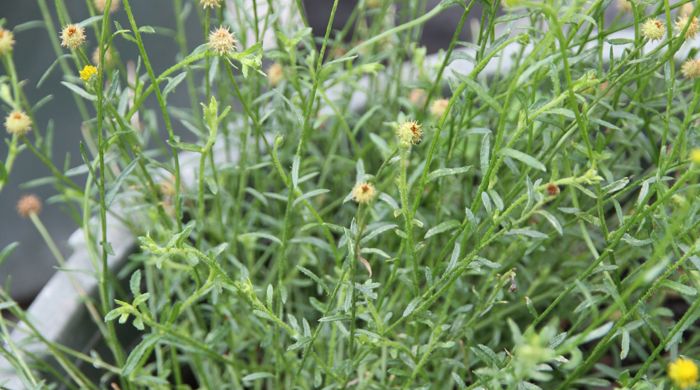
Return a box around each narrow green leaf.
[122,334,160,376]
[427,166,471,182]
[424,219,461,239]
[130,270,142,296]
[106,157,139,208]
[0,242,19,267]
[61,81,96,101]
[500,148,546,172]
[242,372,274,382]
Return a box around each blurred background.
[0,0,474,304]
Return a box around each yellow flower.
[676,15,699,39]
[0,28,15,55]
[641,18,666,41]
[681,59,700,79]
[351,182,376,204]
[396,120,423,147]
[79,65,98,82]
[60,24,86,49]
[690,148,700,164]
[668,357,698,389]
[4,110,32,136]
[208,26,237,56]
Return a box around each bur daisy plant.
[396,119,422,146]
[4,111,31,136]
[1,0,700,388]
[641,18,666,40]
[0,28,15,55]
[681,58,700,79]
[351,181,377,204]
[59,24,86,49]
[15,194,42,218]
[207,26,237,55]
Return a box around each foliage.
[2,0,700,388]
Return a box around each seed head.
[641,18,666,41]
[366,0,381,8]
[0,28,15,55]
[681,59,700,79]
[668,357,698,389]
[676,15,699,39]
[352,182,376,204]
[5,111,32,136]
[396,120,423,147]
[200,0,222,9]
[690,148,700,164]
[267,62,284,87]
[430,99,449,118]
[17,194,42,218]
[94,0,120,13]
[546,183,560,197]
[616,0,632,12]
[208,26,237,56]
[60,24,86,49]
[79,65,98,82]
[409,88,427,107]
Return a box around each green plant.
[2,0,700,388]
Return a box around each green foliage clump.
[2,0,700,388]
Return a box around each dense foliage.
[2,0,700,388]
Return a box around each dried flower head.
[690,148,700,164]
[17,194,42,218]
[94,0,120,13]
[331,46,347,59]
[352,182,376,204]
[409,88,427,106]
[0,28,15,55]
[668,357,698,389]
[430,99,449,118]
[79,65,98,82]
[676,15,699,38]
[616,0,632,12]
[5,110,32,136]
[396,120,423,147]
[546,183,560,197]
[641,18,666,41]
[366,0,381,8]
[60,24,86,49]
[681,59,700,79]
[92,46,115,68]
[267,62,284,87]
[208,26,237,56]
[200,0,222,9]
